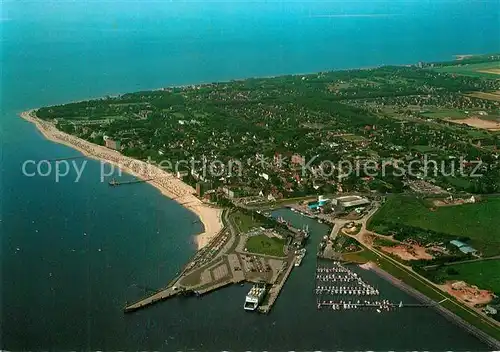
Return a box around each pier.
[317,300,435,310]
[124,286,178,313]
[258,257,295,314]
[109,178,153,186]
[124,209,303,315]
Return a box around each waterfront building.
[105,138,121,150]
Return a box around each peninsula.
[20,54,500,343]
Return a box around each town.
[34,54,500,344]
[37,54,500,198]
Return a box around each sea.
[1,1,499,350]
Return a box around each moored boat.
[244,284,266,311]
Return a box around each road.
[424,255,500,269]
[328,203,381,241]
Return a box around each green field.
[421,110,468,120]
[434,61,500,78]
[411,145,436,153]
[433,260,500,293]
[444,176,474,190]
[373,237,398,247]
[342,134,366,142]
[369,195,500,256]
[230,211,263,233]
[245,235,286,257]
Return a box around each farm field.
[245,234,286,257]
[433,260,500,293]
[447,117,500,131]
[467,91,500,102]
[434,61,500,78]
[368,195,500,256]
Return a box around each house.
[459,246,477,255]
[450,240,478,255]
[291,154,304,165]
[222,187,235,199]
[176,170,188,179]
[484,305,498,315]
[105,139,121,151]
[450,240,467,248]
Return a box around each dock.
[124,286,178,313]
[124,228,245,313]
[109,178,153,186]
[317,301,435,309]
[258,257,295,314]
[124,209,304,315]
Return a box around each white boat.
[244,284,266,311]
[294,248,307,266]
[301,225,310,239]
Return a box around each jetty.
[317,300,435,309]
[124,210,303,315]
[109,178,153,186]
[258,257,295,314]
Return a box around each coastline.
[20,109,223,250]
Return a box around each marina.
[314,261,436,312]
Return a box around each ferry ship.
[244,284,266,311]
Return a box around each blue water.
[2,1,499,350]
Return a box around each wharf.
[258,257,295,314]
[124,210,299,315]
[124,286,178,313]
[109,178,153,186]
[124,272,244,313]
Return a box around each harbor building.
[332,195,370,209]
[307,195,331,210]
[449,240,478,255]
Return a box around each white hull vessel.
[244,284,266,311]
[295,248,306,267]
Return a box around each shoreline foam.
[20,109,223,250]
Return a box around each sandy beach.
[20,109,223,250]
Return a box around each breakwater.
[370,265,500,349]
